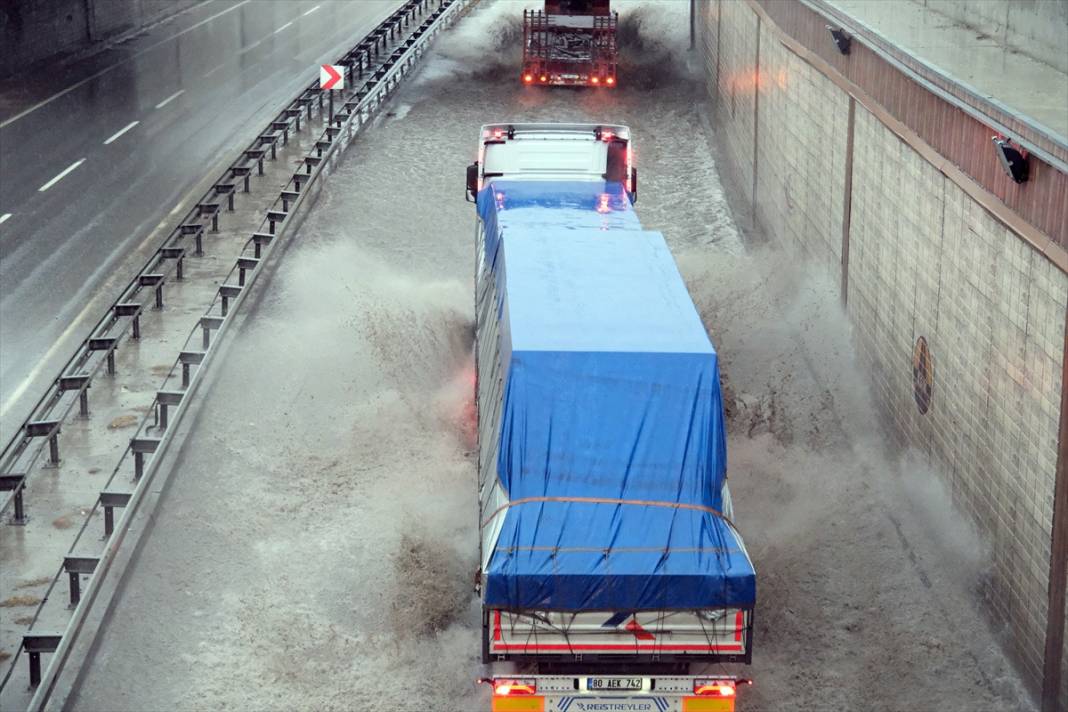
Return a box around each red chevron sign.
[320,64,344,90]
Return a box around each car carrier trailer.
[465,123,757,712]
[522,0,618,86]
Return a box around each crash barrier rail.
[0,0,469,707]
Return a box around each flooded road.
[69,2,1034,710]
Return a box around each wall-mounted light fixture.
[826,25,851,55]
[991,134,1029,183]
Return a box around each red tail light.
[606,76,615,85]
[492,129,503,139]
[494,679,537,696]
[694,680,736,697]
[523,74,533,83]
[539,75,548,83]
[596,193,611,213]
[591,76,600,84]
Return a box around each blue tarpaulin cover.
[478,181,755,612]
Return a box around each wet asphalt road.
[63,3,1034,710]
[0,0,400,438]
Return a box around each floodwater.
[69,2,1035,710]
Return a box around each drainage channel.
[0,1,469,708]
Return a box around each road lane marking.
[155,90,185,109]
[38,159,86,192]
[104,121,140,145]
[202,63,226,79]
[0,0,251,129]
[238,38,265,55]
[0,197,188,419]
[0,214,10,225]
[303,5,321,16]
[274,21,293,34]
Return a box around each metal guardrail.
[0,0,469,707]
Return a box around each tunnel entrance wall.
[0,0,201,78]
[698,0,1067,707]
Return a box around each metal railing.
[0,0,470,707]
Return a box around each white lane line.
[103,120,140,145]
[274,21,293,34]
[155,90,185,109]
[0,214,11,225]
[0,0,251,129]
[202,63,226,79]
[303,5,321,16]
[38,159,86,192]
[0,197,189,419]
[238,37,265,55]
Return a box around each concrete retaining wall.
[699,0,1067,706]
[0,0,201,77]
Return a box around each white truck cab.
[466,122,636,201]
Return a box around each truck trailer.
[522,1,618,86]
[466,123,757,712]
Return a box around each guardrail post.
[89,337,118,376]
[271,121,290,145]
[100,491,131,537]
[24,634,61,688]
[280,190,299,213]
[179,351,205,388]
[139,274,164,309]
[0,475,28,525]
[64,556,98,608]
[130,437,160,480]
[162,247,185,281]
[232,166,252,192]
[267,210,287,235]
[177,350,203,386]
[237,257,259,286]
[59,375,91,418]
[252,233,274,259]
[219,285,241,317]
[201,316,224,349]
[114,303,141,339]
[215,183,236,211]
[155,391,183,431]
[27,421,62,467]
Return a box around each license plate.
[586,677,644,691]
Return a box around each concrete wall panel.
[700,0,1068,704]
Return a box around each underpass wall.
[699,0,1067,706]
[0,0,201,77]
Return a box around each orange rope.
[480,495,735,531]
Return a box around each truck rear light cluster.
[524,74,534,83]
[606,76,615,85]
[693,680,737,697]
[494,679,538,696]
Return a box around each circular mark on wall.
[913,336,934,414]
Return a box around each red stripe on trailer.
[491,642,746,652]
[491,609,747,652]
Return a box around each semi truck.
[465,123,757,712]
[522,1,618,86]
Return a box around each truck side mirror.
[466,162,479,203]
[630,167,638,203]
